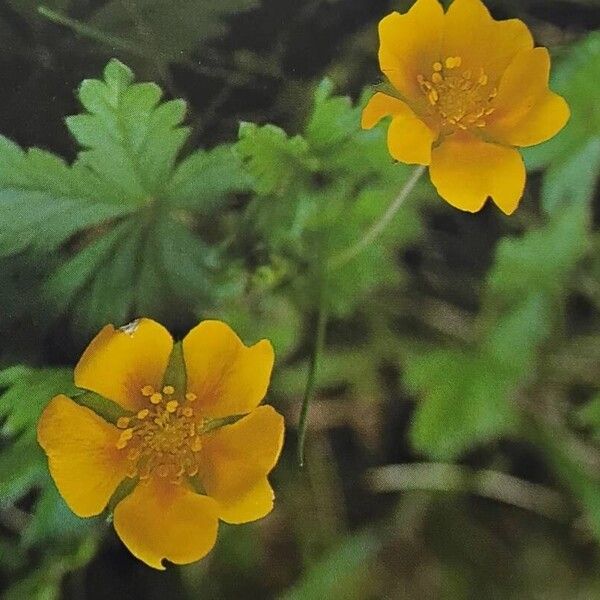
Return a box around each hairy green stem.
[297,290,328,467]
[328,164,426,270]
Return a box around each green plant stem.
[328,164,426,270]
[38,6,145,56]
[368,462,568,520]
[297,290,328,467]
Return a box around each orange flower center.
[417,56,497,133]
[115,385,203,484]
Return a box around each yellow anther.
[157,464,170,478]
[478,73,488,86]
[187,465,199,477]
[137,408,150,419]
[116,416,130,429]
[432,72,443,84]
[185,392,197,402]
[446,56,461,69]
[128,447,141,461]
[182,407,194,418]
[141,385,154,397]
[120,428,133,441]
[166,400,179,413]
[150,392,163,404]
[116,438,128,450]
[163,385,175,395]
[433,61,443,72]
[192,436,203,452]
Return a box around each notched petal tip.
[182,320,276,419]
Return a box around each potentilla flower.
[362,0,570,214]
[37,318,284,569]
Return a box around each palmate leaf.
[0,59,249,336]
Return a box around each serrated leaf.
[166,144,251,212]
[67,59,189,201]
[305,78,361,152]
[237,122,318,196]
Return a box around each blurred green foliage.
[0,0,599,598]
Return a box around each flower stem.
[328,164,426,270]
[297,289,328,467]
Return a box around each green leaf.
[305,78,361,152]
[486,203,588,305]
[237,122,318,196]
[0,366,77,507]
[541,137,600,215]
[282,530,380,600]
[166,144,251,212]
[23,483,90,547]
[66,59,189,201]
[0,366,77,438]
[523,32,600,215]
[89,0,259,63]
[407,350,518,460]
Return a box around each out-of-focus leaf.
[408,203,589,459]
[282,530,380,600]
[523,32,600,215]
[407,350,518,460]
[237,122,317,196]
[89,0,259,63]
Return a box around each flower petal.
[361,92,407,129]
[378,0,444,102]
[486,48,570,147]
[362,92,437,165]
[182,320,274,419]
[113,478,219,570]
[74,318,173,412]
[200,405,285,524]
[429,133,526,215]
[37,395,128,517]
[442,0,533,84]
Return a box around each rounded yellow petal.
[486,48,570,147]
[429,133,526,215]
[74,318,173,412]
[113,478,219,570]
[200,405,285,524]
[378,0,444,102]
[37,395,128,517]
[362,92,436,164]
[182,320,274,419]
[442,0,533,84]
[388,109,437,166]
[361,92,408,130]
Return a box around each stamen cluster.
[417,56,497,132]
[115,385,203,484]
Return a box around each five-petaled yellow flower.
[37,318,284,570]
[362,0,570,214]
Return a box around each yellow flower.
[362,0,570,214]
[37,318,284,570]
